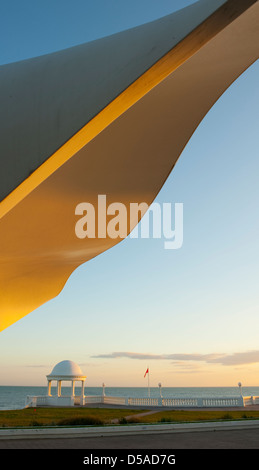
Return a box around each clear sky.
[0,0,258,389]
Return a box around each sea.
[1,386,259,410]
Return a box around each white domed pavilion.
[25,360,87,408]
[46,360,87,406]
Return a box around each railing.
[25,395,75,407]
[243,396,259,406]
[128,397,244,407]
[102,396,126,405]
[128,397,159,406]
[162,398,199,407]
[25,395,48,407]
[84,395,103,404]
[84,395,126,405]
[200,397,243,407]
[26,394,259,408]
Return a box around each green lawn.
[0,407,141,428]
[133,409,259,424]
[1,407,259,428]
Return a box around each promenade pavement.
[1,427,259,449]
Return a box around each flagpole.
[144,366,150,397]
[148,365,150,398]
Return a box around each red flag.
[144,368,149,378]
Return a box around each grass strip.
[1,408,259,428]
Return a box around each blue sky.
[0,0,258,388]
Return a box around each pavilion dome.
[47,360,86,379]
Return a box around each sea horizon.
[1,385,258,411]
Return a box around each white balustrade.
[103,396,126,405]
[128,397,159,406]
[201,397,243,407]
[26,394,259,409]
[84,395,103,404]
[243,396,259,406]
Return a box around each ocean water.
[1,386,259,410]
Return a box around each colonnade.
[47,379,85,398]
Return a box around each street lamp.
[238,382,242,396]
[102,383,106,397]
[158,382,162,398]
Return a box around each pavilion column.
[81,380,84,397]
[57,380,62,397]
[71,380,75,397]
[47,380,52,396]
[80,380,85,405]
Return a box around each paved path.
[111,410,160,424]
